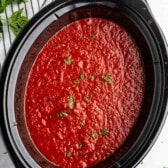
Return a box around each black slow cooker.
[0,0,168,167]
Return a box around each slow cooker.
[0,0,168,167]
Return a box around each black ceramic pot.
[0,0,168,168]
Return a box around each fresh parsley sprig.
[0,0,12,13]
[0,8,28,35]
[0,0,27,13]
[0,0,28,36]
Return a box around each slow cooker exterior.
[0,0,168,168]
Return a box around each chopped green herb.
[101,129,109,136]
[65,57,73,65]
[79,73,85,80]
[86,94,92,100]
[90,132,98,140]
[66,151,71,157]
[80,121,85,127]
[103,74,113,84]
[69,94,75,109]
[57,112,68,118]
[78,141,83,149]
[90,75,95,81]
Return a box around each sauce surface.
[25,18,145,168]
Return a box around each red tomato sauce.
[25,18,145,168]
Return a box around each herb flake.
[79,73,85,80]
[80,121,85,127]
[69,94,75,109]
[103,74,113,84]
[86,94,92,100]
[101,129,109,137]
[78,141,83,149]
[57,112,68,118]
[66,151,71,157]
[90,132,98,140]
[90,75,95,81]
[65,57,73,65]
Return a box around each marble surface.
[0,0,168,168]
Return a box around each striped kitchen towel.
[0,0,54,68]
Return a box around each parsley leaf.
[0,0,26,14]
[0,0,12,13]
[86,94,92,100]
[78,141,83,149]
[66,151,71,157]
[90,75,95,81]
[90,132,98,140]
[103,74,113,84]
[56,112,68,118]
[6,8,28,35]
[65,57,73,65]
[101,129,109,136]
[80,121,85,127]
[79,73,85,80]
[1,8,28,36]
[69,94,75,109]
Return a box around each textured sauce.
[25,18,145,168]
